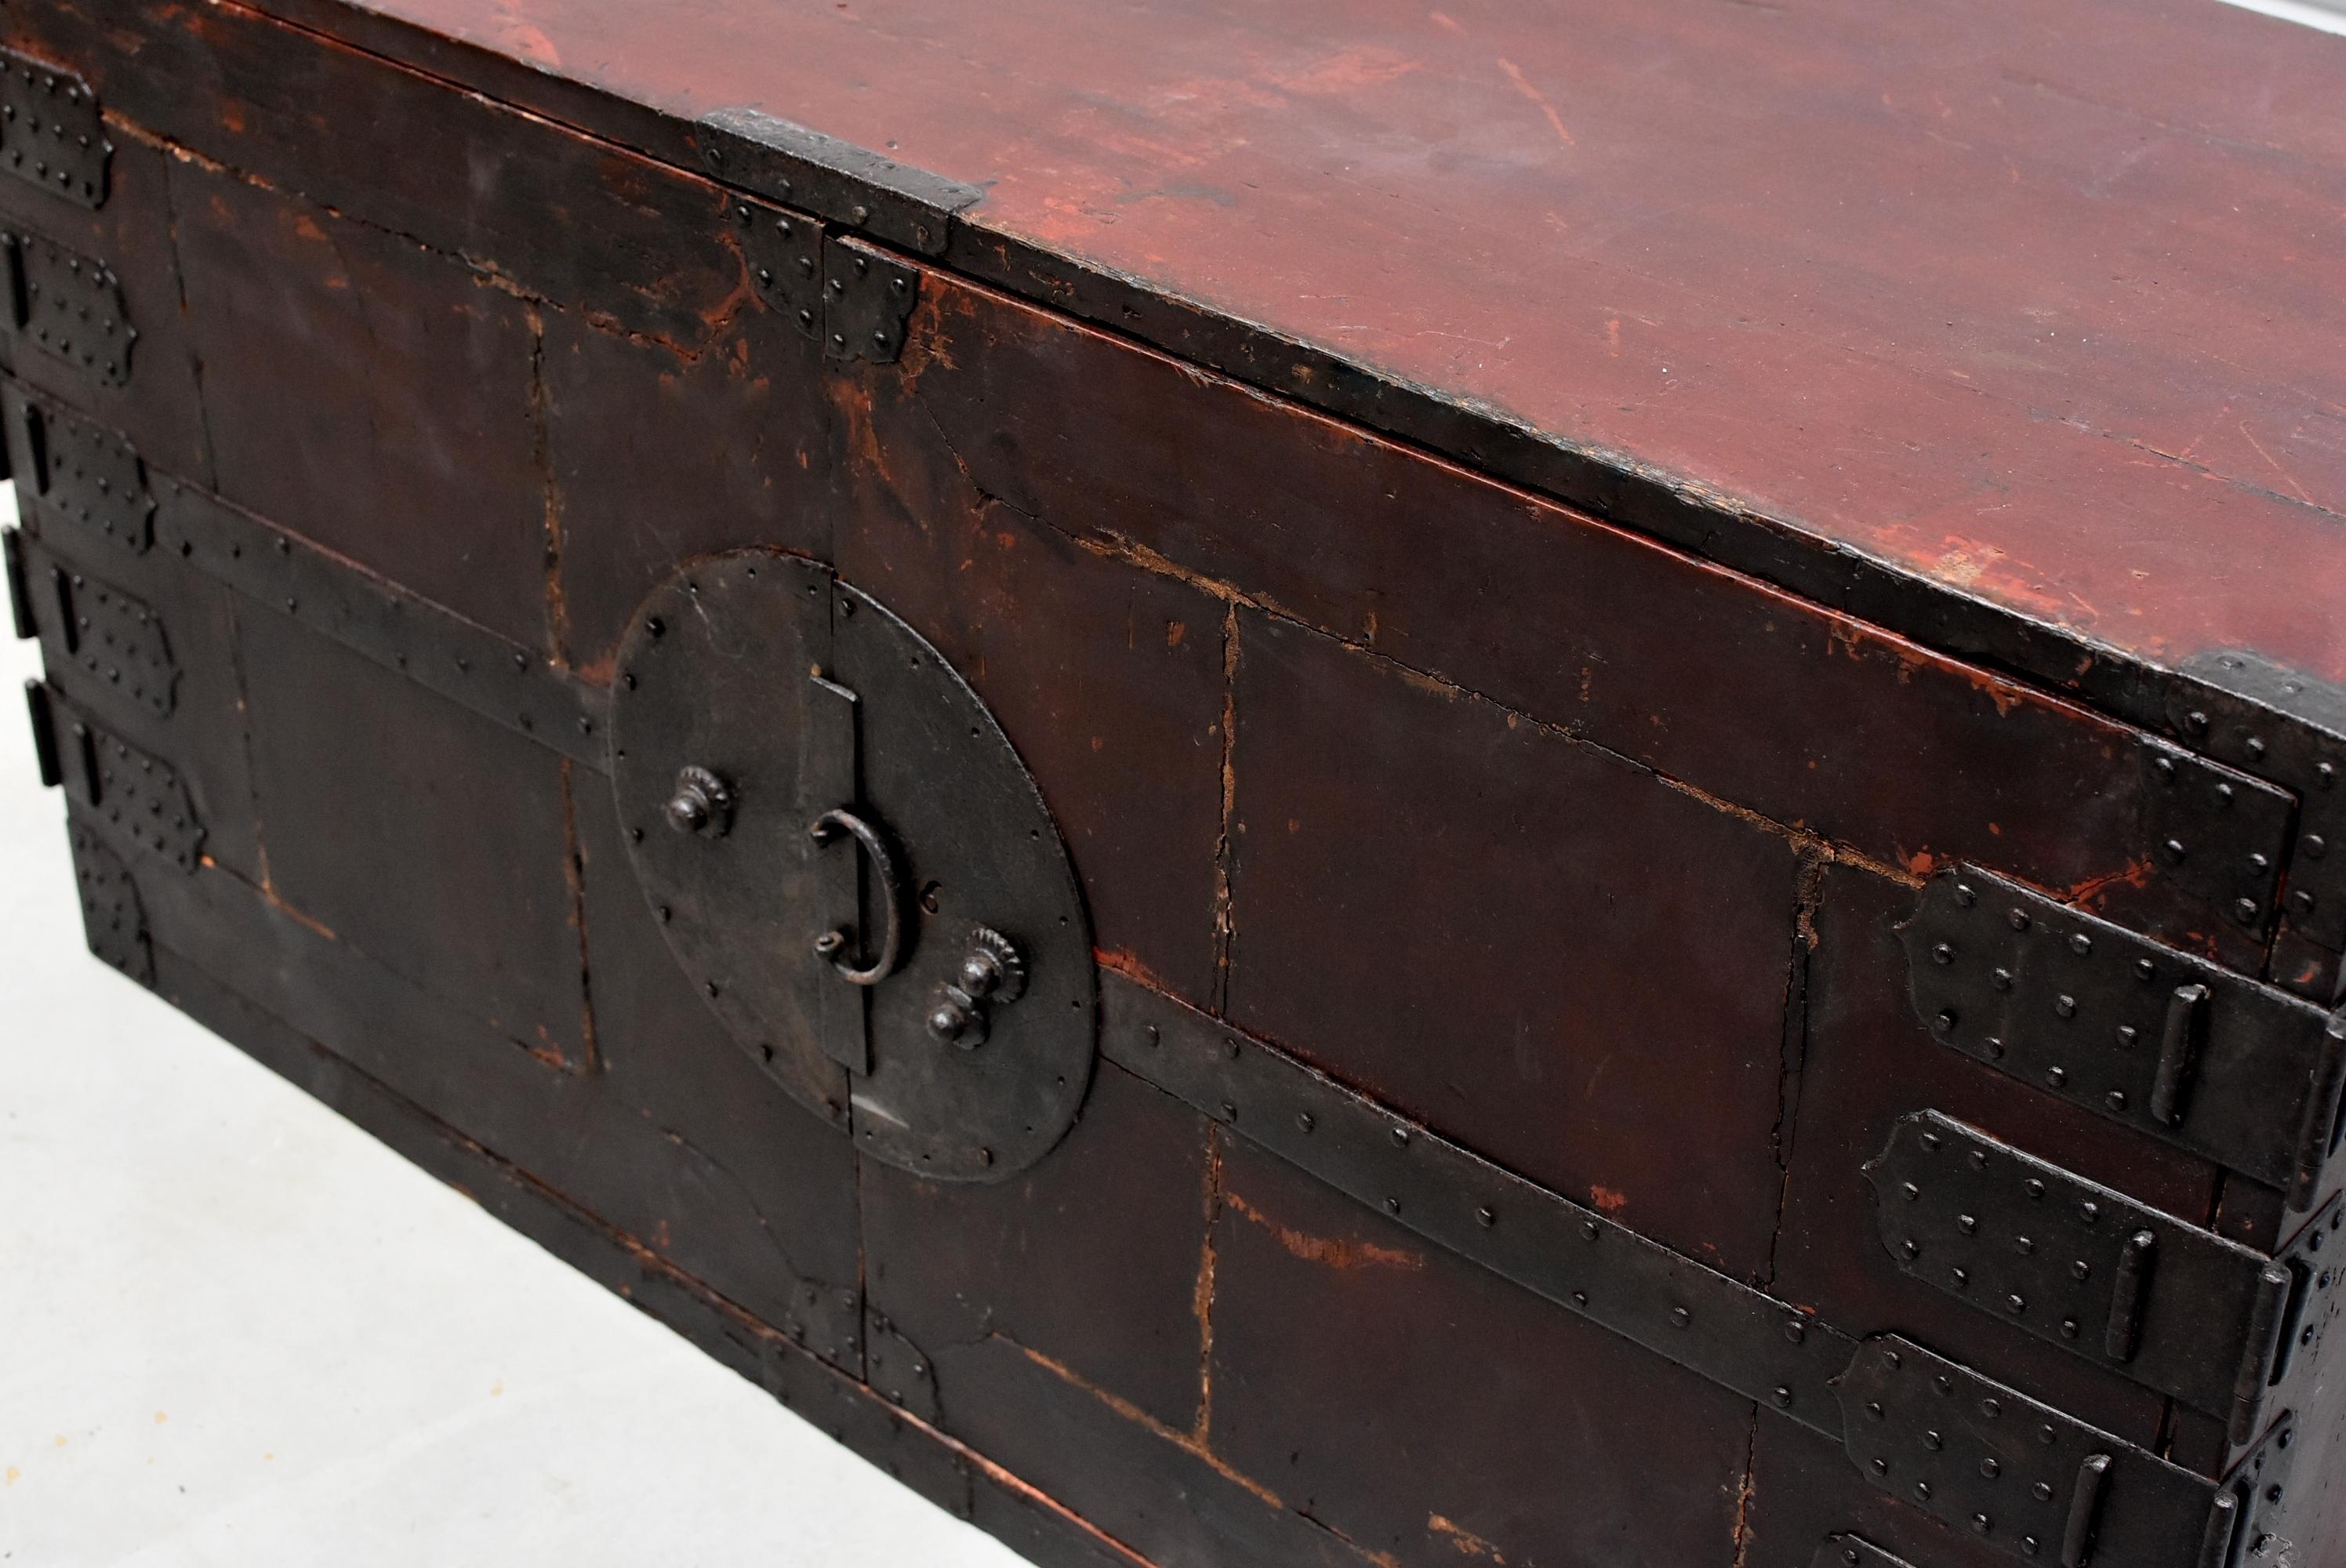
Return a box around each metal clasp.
[808,806,906,986]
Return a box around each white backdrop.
[0,482,1026,1568]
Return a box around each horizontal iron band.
[1901,866,2346,1206]
[1,378,608,768]
[1100,971,2293,1566]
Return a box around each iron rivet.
[1476,1207,1495,1228]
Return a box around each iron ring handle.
[808,807,905,985]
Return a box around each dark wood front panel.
[539,302,832,678]
[235,606,587,1065]
[169,162,548,646]
[895,271,2276,970]
[1227,610,1800,1277]
[862,1062,1214,1434]
[1205,1136,1750,1568]
[831,416,1231,1007]
[572,792,865,1333]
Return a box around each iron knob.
[664,765,733,836]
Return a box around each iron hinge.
[2,229,134,383]
[30,681,203,870]
[1867,1111,2338,1440]
[3,524,32,639]
[8,389,154,551]
[1836,1338,2295,1567]
[0,48,111,209]
[68,821,151,984]
[23,675,60,787]
[732,198,920,364]
[1901,866,2346,1207]
[30,543,177,717]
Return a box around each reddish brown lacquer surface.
[295,0,2346,684]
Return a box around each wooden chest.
[8,2,2346,1563]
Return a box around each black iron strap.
[1867,1111,2341,1445]
[1901,866,2346,1208]
[1101,973,2296,1568]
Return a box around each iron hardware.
[2,230,134,383]
[735,198,823,340]
[29,681,202,870]
[67,822,150,984]
[695,106,979,257]
[808,807,906,986]
[3,525,31,637]
[1865,1111,2339,1439]
[2155,983,2209,1126]
[0,49,110,209]
[1901,866,2346,1207]
[663,764,733,837]
[1103,971,2299,1566]
[823,234,919,364]
[610,550,1095,1181]
[734,195,922,365]
[38,554,176,717]
[147,467,606,766]
[2136,735,2291,935]
[863,1308,940,1423]
[0,388,608,763]
[1809,1537,1914,1568]
[9,391,154,554]
[926,927,1027,1049]
[2177,651,2346,958]
[23,676,60,786]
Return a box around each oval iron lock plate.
[608,550,1096,1181]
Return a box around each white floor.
[0,484,1026,1567]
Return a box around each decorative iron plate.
[1868,1111,2308,1436]
[7,230,135,383]
[1901,866,2346,1203]
[38,687,205,871]
[0,49,110,209]
[2177,651,2346,956]
[2136,734,2292,934]
[823,234,918,364]
[20,393,153,551]
[608,550,1095,1181]
[735,196,823,340]
[1832,1335,2281,1567]
[68,819,149,984]
[45,558,175,717]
